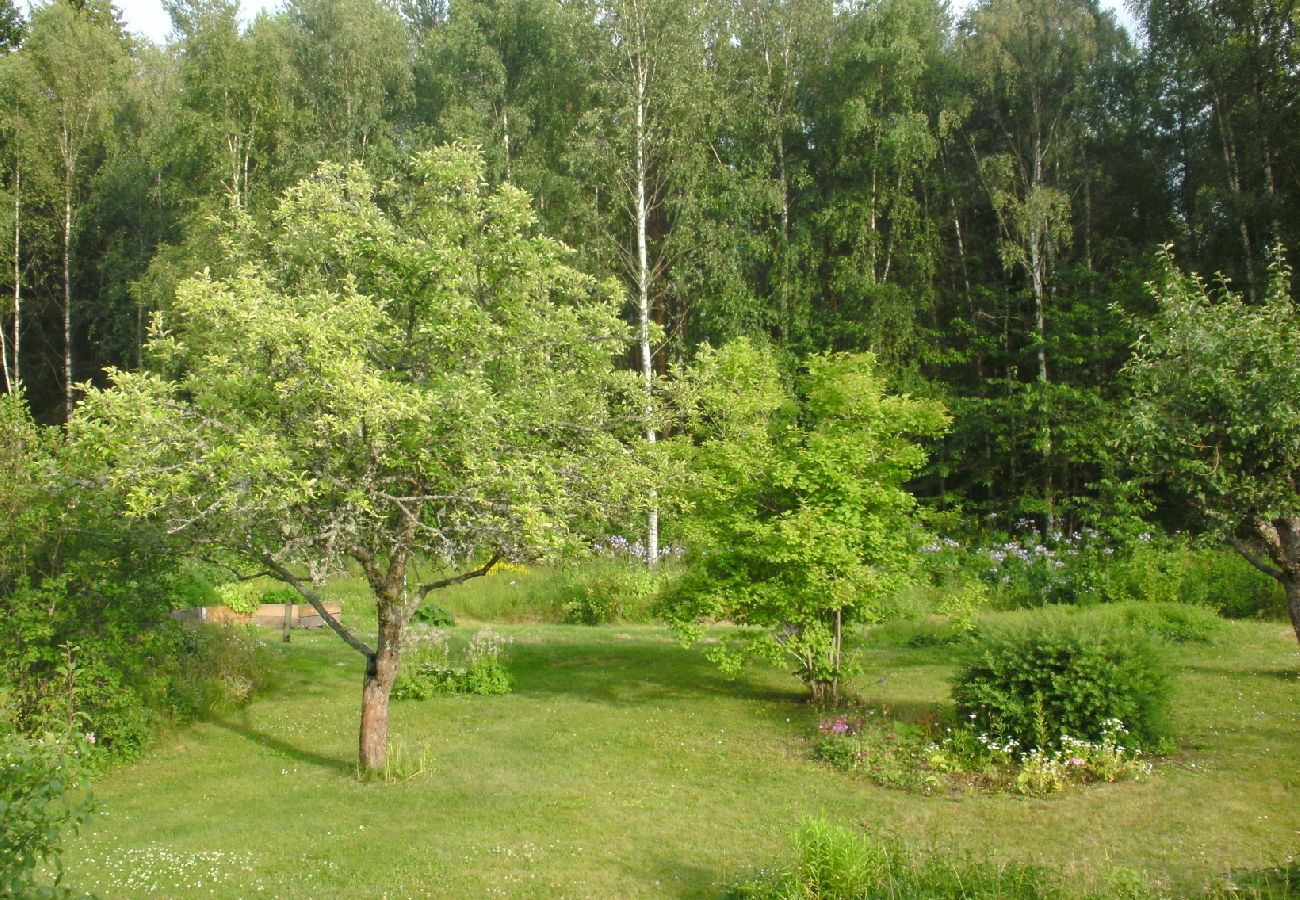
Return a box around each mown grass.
[58,584,1299,898]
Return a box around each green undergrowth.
[729,818,1299,899]
[54,612,1298,898]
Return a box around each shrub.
[559,557,663,625]
[0,731,94,898]
[410,602,456,627]
[953,613,1173,751]
[392,628,514,699]
[214,581,262,615]
[863,617,973,649]
[167,625,272,722]
[1104,601,1222,644]
[725,818,1117,899]
[1177,549,1287,620]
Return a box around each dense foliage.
[953,611,1173,751]
[661,341,948,700]
[0,731,93,898]
[1123,249,1300,640]
[0,392,268,760]
[0,0,1294,543]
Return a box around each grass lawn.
[59,594,1299,898]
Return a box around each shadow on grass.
[1183,663,1300,682]
[620,852,726,899]
[508,635,805,708]
[210,717,353,775]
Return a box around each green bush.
[214,581,262,615]
[1176,549,1287,620]
[953,612,1172,752]
[410,602,456,627]
[863,617,973,650]
[392,628,514,699]
[0,731,94,898]
[0,395,272,763]
[167,625,272,722]
[559,558,664,625]
[1104,601,1223,644]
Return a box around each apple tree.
[1123,248,1300,643]
[71,146,640,772]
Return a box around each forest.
[1,0,1295,525]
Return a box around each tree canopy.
[662,340,949,700]
[1123,248,1300,641]
[72,145,643,770]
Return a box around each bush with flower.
[812,710,1152,796]
[392,627,514,699]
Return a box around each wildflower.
[84,731,96,745]
[1068,757,1086,766]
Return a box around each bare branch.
[416,551,503,602]
[261,554,375,659]
[1226,536,1284,582]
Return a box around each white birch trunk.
[63,176,73,419]
[634,50,659,567]
[10,165,17,390]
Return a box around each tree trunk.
[358,602,403,773]
[1212,90,1255,300]
[633,53,659,567]
[502,108,511,183]
[10,164,18,389]
[63,179,73,420]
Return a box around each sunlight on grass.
[58,612,1299,898]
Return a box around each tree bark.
[633,44,659,567]
[358,600,402,773]
[63,177,73,420]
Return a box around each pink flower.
[1068,757,1085,766]
[84,732,96,745]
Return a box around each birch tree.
[959,0,1121,532]
[15,2,124,418]
[581,0,715,564]
[282,0,412,168]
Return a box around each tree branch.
[416,552,503,602]
[1226,536,1284,582]
[261,554,375,660]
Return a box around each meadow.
[54,571,1300,898]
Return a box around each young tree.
[578,0,720,564]
[1123,248,1300,643]
[72,147,638,772]
[661,340,948,701]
